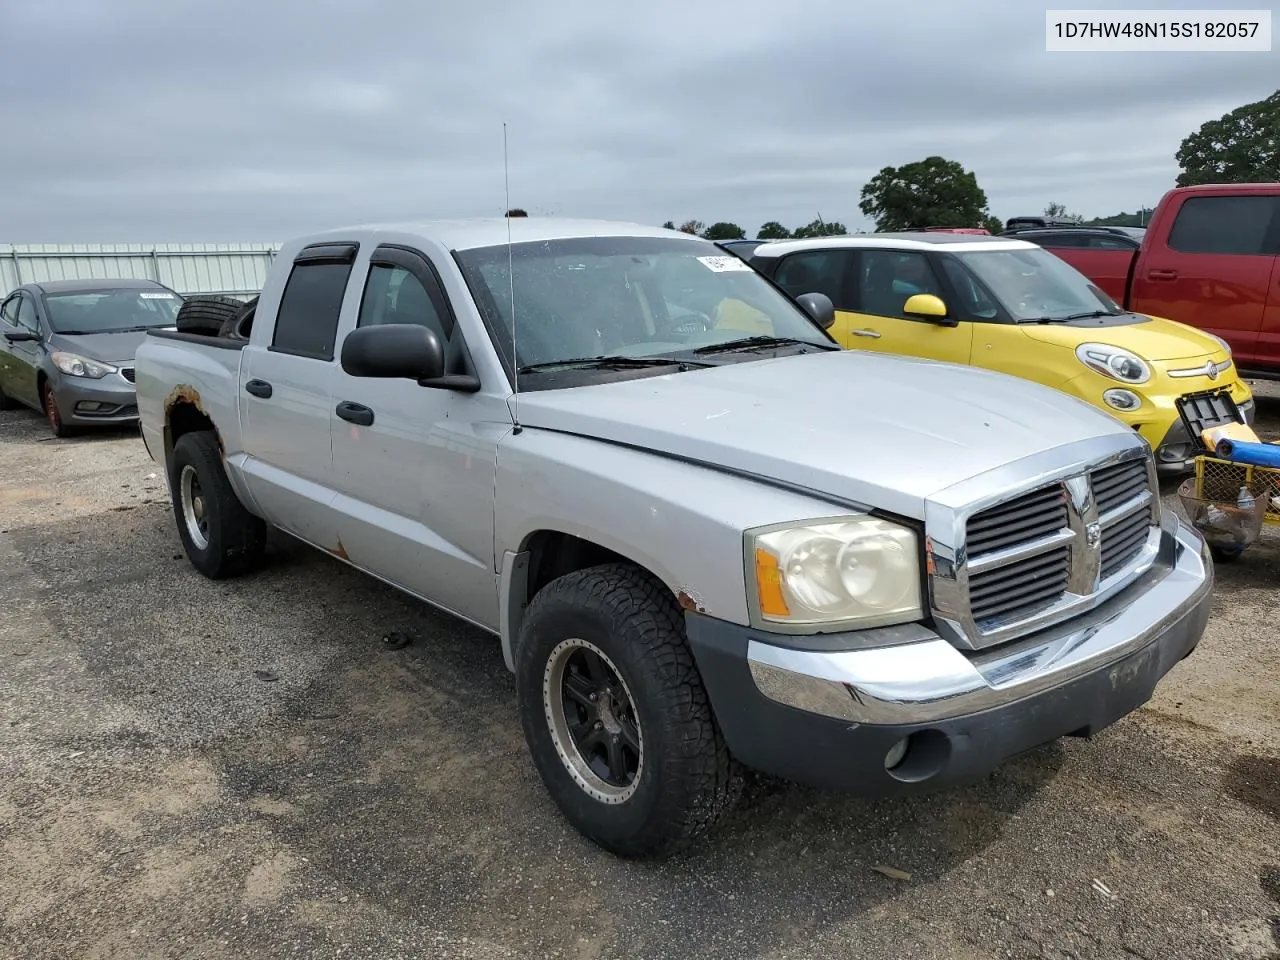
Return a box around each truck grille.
[120,367,136,383]
[932,448,1160,650]
[965,485,1070,626]
[1092,458,1154,580]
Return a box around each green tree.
[791,217,848,238]
[677,219,705,235]
[661,220,676,230]
[1043,202,1082,222]
[702,221,746,240]
[1176,90,1280,186]
[859,156,995,231]
[756,221,791,239]
[982,215,1004,234]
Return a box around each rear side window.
[271,260,355,360]
[772,251,855,309]
[1167,196,1279,256]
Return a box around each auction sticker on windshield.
[140,292,177,299]
[697,256,754,272]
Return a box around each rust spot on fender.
[328,539,349,561]
[164,384,206,417]
[677,589,706,614]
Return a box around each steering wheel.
[657,309,714,340]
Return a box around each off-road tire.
[515,562,741,858]
[168,430,266,579]
[219,296,258,340]
[175,295,244,337]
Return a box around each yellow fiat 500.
[743,234,1255,473]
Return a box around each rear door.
[1137,193,1280,365]
[1259,215,1280,369]
[328,244,500,628]
[237,241,360,550]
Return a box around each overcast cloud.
[1,0,1276,240]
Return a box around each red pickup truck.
[1010,184,1280,377]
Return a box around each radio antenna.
[504,122,522,434]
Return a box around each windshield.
[43,289,181,333]
[454,236,830,372]
[952,247,1121,322]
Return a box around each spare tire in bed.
[175,295,245,336]
[219,295,258,340]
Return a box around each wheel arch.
[499,529,694,673]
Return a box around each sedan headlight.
[51,352,117,379]
[1075,342,1151,384]
[747,516,922,631]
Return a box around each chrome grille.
[120,367,136,383]
[1092,458,1155,580]
[928,444,1161,652]
[965,485,1070,627]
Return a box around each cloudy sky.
[1,0,1276,241]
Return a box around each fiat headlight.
[51,352,117,379]
[1075,343,1150,384]
[746,516,922,631]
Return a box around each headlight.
[746,516,922,631]
[1075,343,1150,384]
[51,352,117,379]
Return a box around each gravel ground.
[1,383,1278,960]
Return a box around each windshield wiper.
[517,356,711,374]
[692,335,833,355]
[1019,310,1118,324]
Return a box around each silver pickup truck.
[134,219,1213,858]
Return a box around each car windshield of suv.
[953,247,1122,322]
[455,236,832,373]
[43,290,182,334]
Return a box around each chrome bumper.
[746,512,1212,725]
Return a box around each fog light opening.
[884,730,952,783]
[1103,388,1141,412]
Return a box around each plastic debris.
[870,865,912,881]
[253,669,280,682]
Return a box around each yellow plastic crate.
[1192,454,1280,527]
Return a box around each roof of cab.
[750,233,1036,257]
[297,218,698,252]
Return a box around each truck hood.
[514,351,1135,520]
[1019,313,1223,362]
[47,328,158,365]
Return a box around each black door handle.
[245,379,273,399]
[335,401,374,426]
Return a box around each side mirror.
[341,324,445,381]
[796,292,835,330]
[3,330,40,343]
[903,294,957,326]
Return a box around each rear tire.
[175,295,244,337]
[515,563,741,858]
[168,430,266,578]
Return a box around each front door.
[329,245,500,629]
[0,294,45,408]
[1138,193,1279,366]
[237,242,361,551]
[840,249,974,365]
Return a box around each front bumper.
[51,369,139,427]
[686,514,1212,795]
[1150,397,1255,475]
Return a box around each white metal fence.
[1,243,282,302]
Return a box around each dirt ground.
[1,384,1278,960]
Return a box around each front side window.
[42,289,180,334]
[16,295,39,332]
[271,261,354,360]
[856,251,945,319]
[954,247,1121,322]
[1,296,21,327]
[455,236,830,373]
[357,264,449,345]
[1167,196,1278,255]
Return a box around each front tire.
[515,563,741,858]
[168,430,266,578]
[42,380,71,437]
